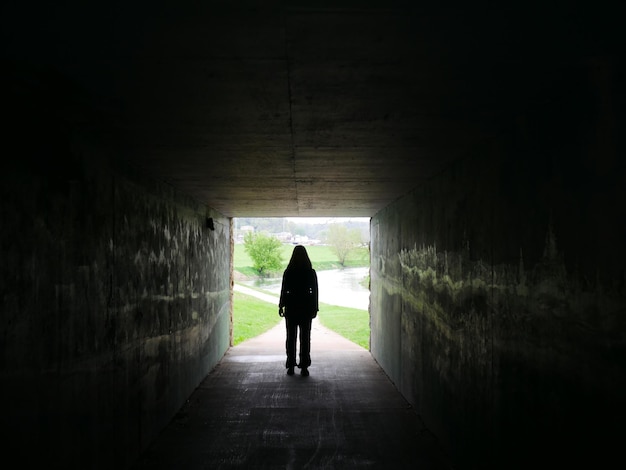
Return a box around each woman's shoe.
[287,367,294,375]
[301,368,309,377]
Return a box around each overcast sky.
[285,217,370,224]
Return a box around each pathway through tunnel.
[133,300,453,469]
[132,218,453,468]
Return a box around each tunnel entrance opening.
[232,217,371,350]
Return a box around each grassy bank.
[232,291,283,346]
[233,290,369,349]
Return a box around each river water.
[240,267,370,311]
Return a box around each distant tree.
[327,224,362,266]
[243,232,283,276]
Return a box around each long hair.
[286,245,312,271]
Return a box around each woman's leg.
[285,317,298,370]
[298,318,312,370]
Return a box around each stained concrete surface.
[132,320,454,469]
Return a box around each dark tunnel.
[1,1,625,468]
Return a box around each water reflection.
[242,267,370,311]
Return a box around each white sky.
[285,217,370,224]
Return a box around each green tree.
[327,224,362,266]
[243,231,283,276]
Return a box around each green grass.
[232,291,282,346]
[232,290,370,349]
[317,303,370,349]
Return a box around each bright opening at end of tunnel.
[233,217,371,350]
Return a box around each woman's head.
[288,245,312,270]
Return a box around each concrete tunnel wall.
[370,63,626,468]
[1,129,232,468]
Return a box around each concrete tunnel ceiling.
[14,1,617,218]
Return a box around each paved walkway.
[234,283,282,304]
[132,286,454,469]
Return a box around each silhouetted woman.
[278,245,319,376]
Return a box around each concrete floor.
[132,320,454,469]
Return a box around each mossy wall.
[370,63,626,468]
[1,131,231,468]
